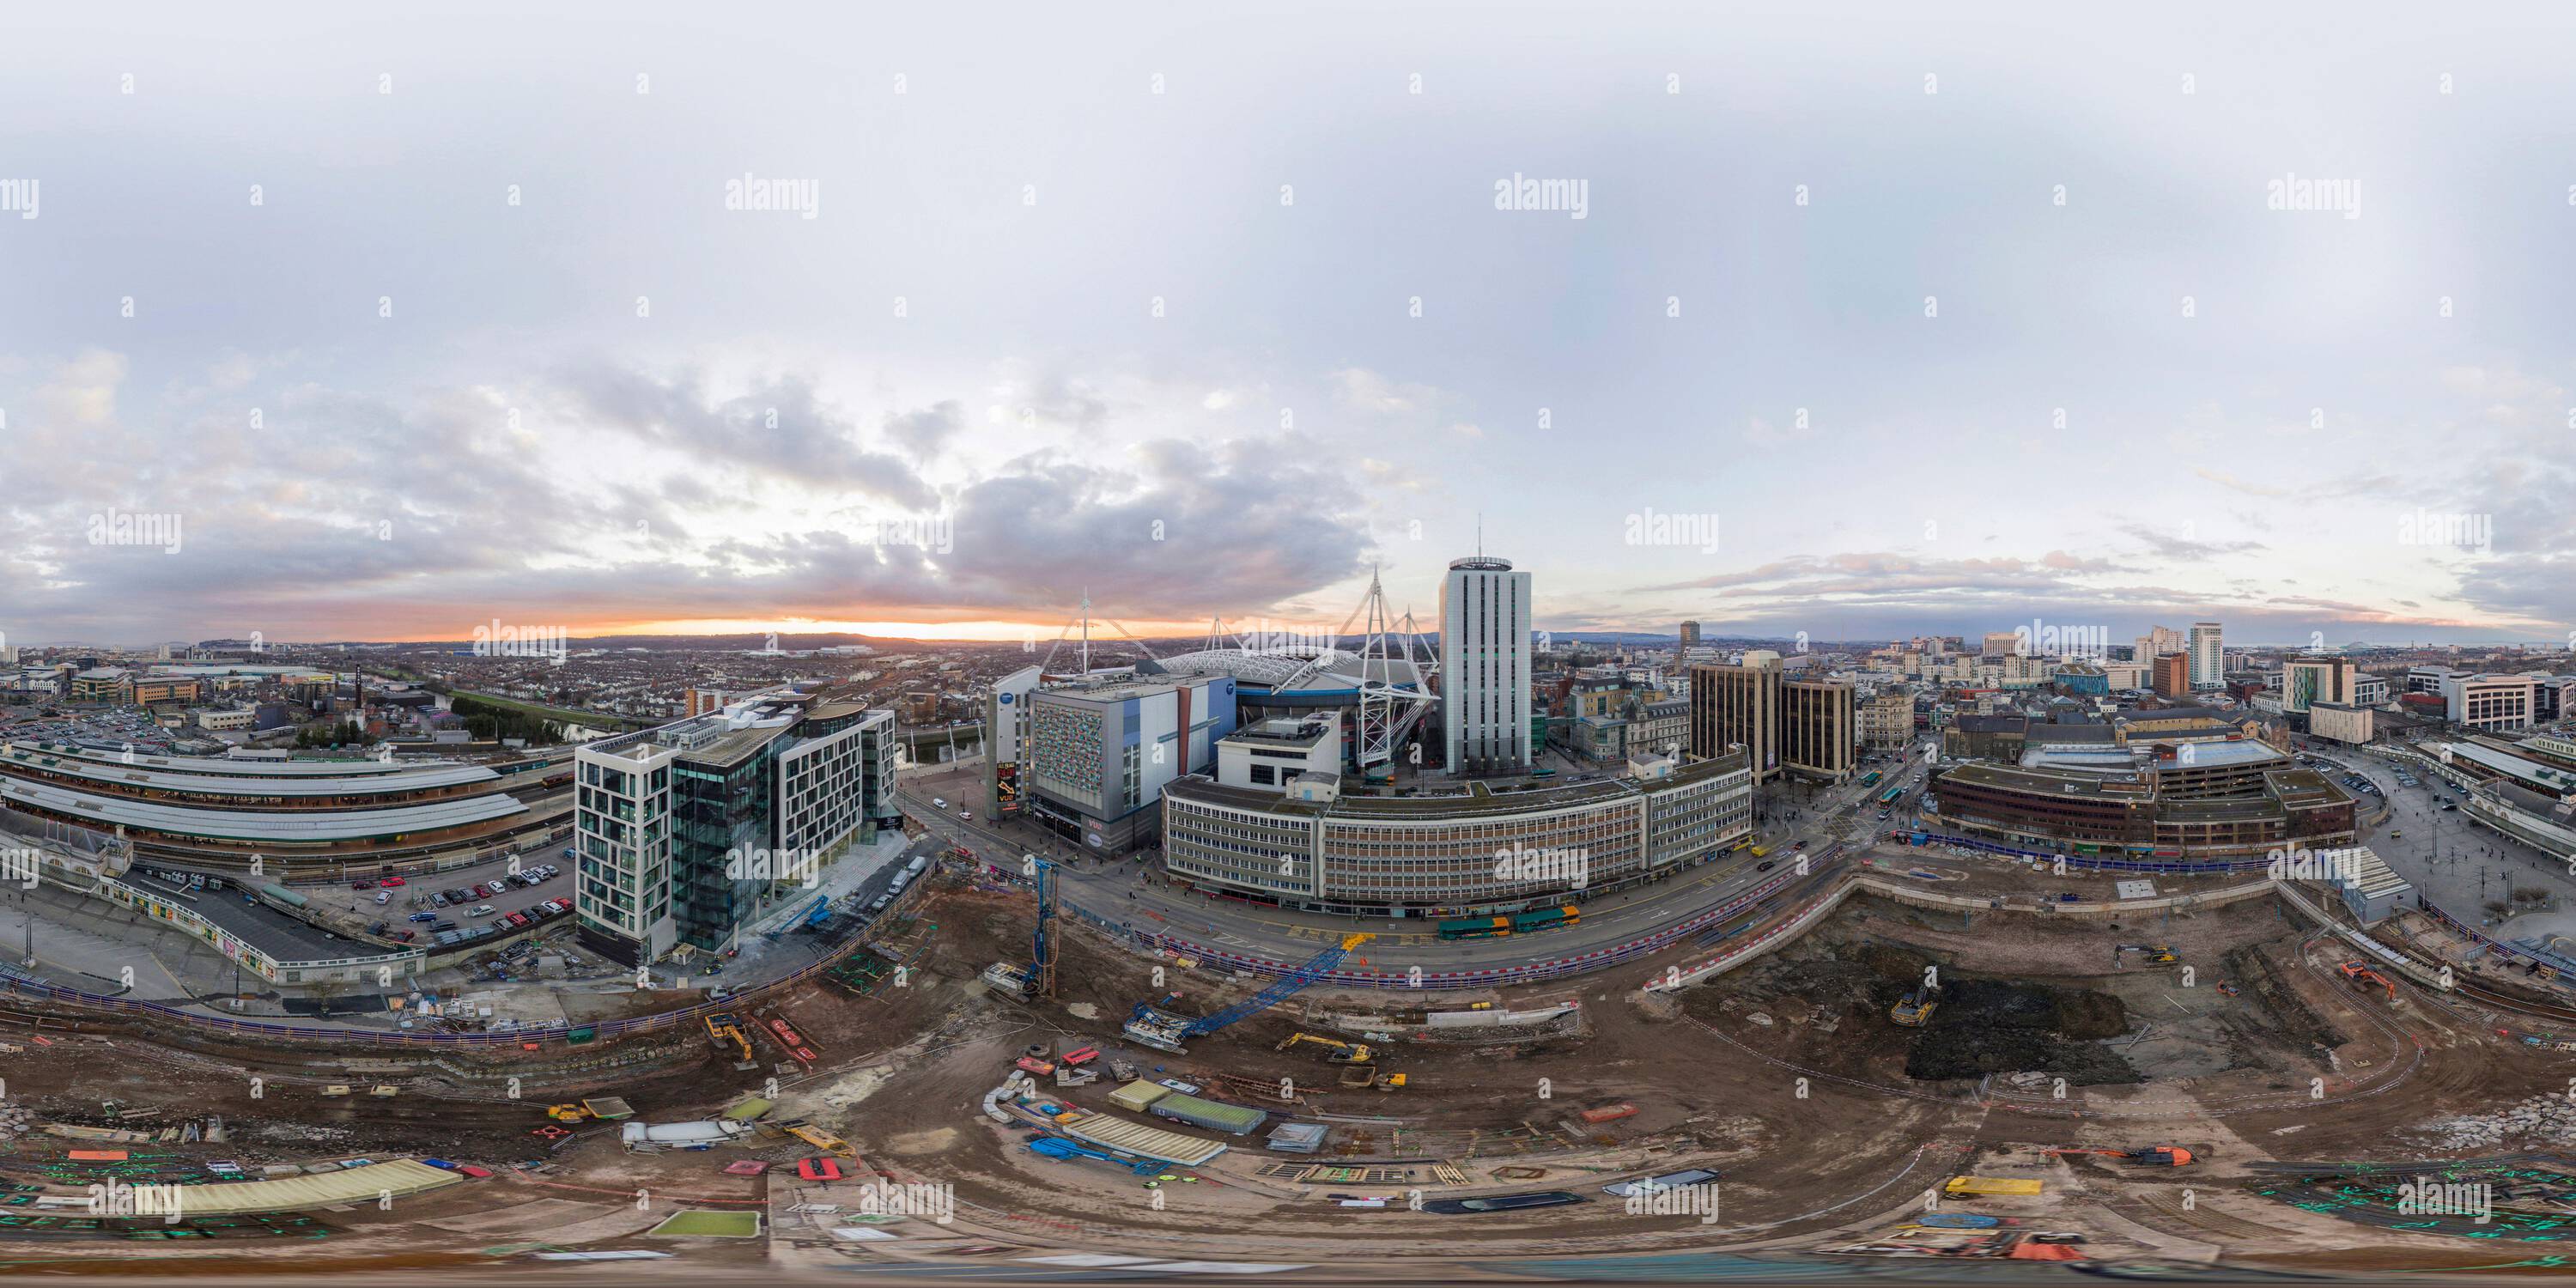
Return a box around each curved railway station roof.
[0,744,501,797]
[0,776,528,841]
[2,738,433,775]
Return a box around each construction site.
[10,832,2576,1279]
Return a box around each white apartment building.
[2188,623,2224,691]
[1439,555,1532,775]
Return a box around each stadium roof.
[1146,647,1425,692]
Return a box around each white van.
[933,798,947,810]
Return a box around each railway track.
[2448,977,2576,1028]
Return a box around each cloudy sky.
[3,2,2572,648]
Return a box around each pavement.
[2327,747,2572,927]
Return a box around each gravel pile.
[2408,1095,2576,1151]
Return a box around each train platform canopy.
[1,745,501,796]
[3,738,438,775]
[0,776,526,841]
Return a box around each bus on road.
[1879,787,1904,806]
[1860,770,1884,788]
[1437,905,1582,940]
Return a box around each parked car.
[869,894,893,913]
[431,920,457,933]
[374,890,392,905]
[507,913,530,928]
[409,912,438,923]
[395,930,416,942]
[471,903,495,915]
[350,880,374,892]
[378,876,405,888]
[430,891,449,907]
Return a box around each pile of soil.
[1904,978,2139,1084]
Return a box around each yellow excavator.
[706,1012,756,1066]
[1890,985,1940,1027]
[1277,1032,1373,1064]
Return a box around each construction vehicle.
[1338,1065,1408,1091]
[2047,1145,2194,1167]
[1890,984,1940,1027]
[545,1097,635,1123]
[784,1123,857,1157]
[1123,934,1374,1054]
[2337,959,2397,1002]
[1943,1176,2044,1197]
[2117,944,2178,965]
[704,1012,757,1068]
[1277,1032,1373,1064]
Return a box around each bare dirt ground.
[7,858,2575,1276]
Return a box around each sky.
[2,2,2572,650]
